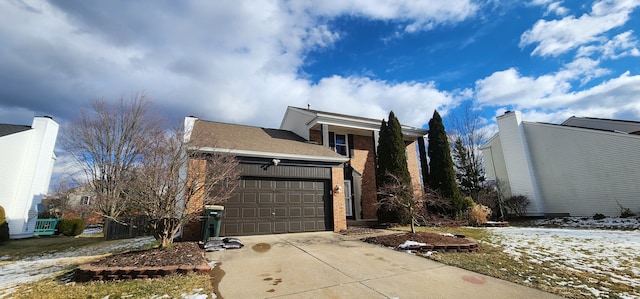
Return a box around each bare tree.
[60,93,163,222]
[448,102,489,201]
[41,177,75,218]
[377,173,450,233]
[129,127,240,247]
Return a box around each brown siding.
[309,129,322,144]
[331,166,347,231]
[350,134,378,219]
[406,141,424,196]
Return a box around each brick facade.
[406,141,424,196]
[350,134,378,219]
[309,129,322,144]
[331,166,347,231]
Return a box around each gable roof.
[282,106,428,137]
[562,116,640,134]
[188,119,348,163]
[0,124,31,137]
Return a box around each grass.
[10,272,215,299]
[391,226,638,299]
[0,234,105,260]
[1,235,216,298]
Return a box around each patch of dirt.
[362,232,474,248]
[89,242,207,268]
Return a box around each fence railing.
[34,218,60,235]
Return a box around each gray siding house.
[482,111,640,217]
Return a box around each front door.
[344,180,353,217]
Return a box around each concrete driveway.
[206,232,561,299]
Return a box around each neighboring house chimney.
[3,116,59,238]
[183,116,198,143]
[496,111,545,216]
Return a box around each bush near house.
[58,218,85,236]
[466,201,492,226]
[504,194,530,218]
[0,205,9,242]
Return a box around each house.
[280,106,428,221]
[42,184,102,225]
[182,106,428,237]
[0,116,59,239]
[481,110,640,217]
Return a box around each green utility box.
[202,205,225,241]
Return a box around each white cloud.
[577,31,640,59]
[307,75,466,127]
[0,0,481,129]
[479,70,640,123]
[520,0,640,57]
[475,68,570,108]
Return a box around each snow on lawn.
[486,225,640,299]
[0,236,155,297]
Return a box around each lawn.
[0,234,215,298]
[398,225,640,299]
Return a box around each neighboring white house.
[0,116,59,239]
[481,111,640,217]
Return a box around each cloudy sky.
[2,0,640,133]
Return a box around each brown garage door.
[220,178,332,236]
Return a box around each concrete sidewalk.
[206,232,561,299]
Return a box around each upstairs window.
[334,133,348,156]
[81,196,91,205]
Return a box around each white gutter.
[189,146,350,163]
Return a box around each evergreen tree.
[427,110,466,215]
[376,111,412,223]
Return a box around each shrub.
[58,218,85,236]
[466,203,492,226]
[593,213,606,220]
[0,205,9,242]
[620,208,636,218]
[504,194,530,218]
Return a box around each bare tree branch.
[60,93,164,221]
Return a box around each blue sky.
[1,0,640,178]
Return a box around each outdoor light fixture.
[334,184,342,194]
[272,158,281,166]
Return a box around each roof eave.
[189,146,350,163]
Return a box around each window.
[81,196,91,205]
[334,134,348,156]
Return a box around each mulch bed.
[75,242,211,282]
[362,232,480,253]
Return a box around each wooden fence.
[104,216,150,240]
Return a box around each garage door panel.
[289,221,302,232]
[303,207,316,217]
[258,222,271,233]
[243,193,257,203]
[274,207,287,217]
[289,194,301,203]
[273,222,287,233]
[242,208,257,218]
[220,178,332,236]
[303,194,315,203]
[289,181,302,190]
[258,208,271,218]
[275,194,287,203]
[302,181,314,190]
[242,223,256,234]
[289,207,302,217]
[225,207,240,218]
[223,223,240,235]
[259,193,272,203]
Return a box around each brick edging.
[74,262,212,282]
